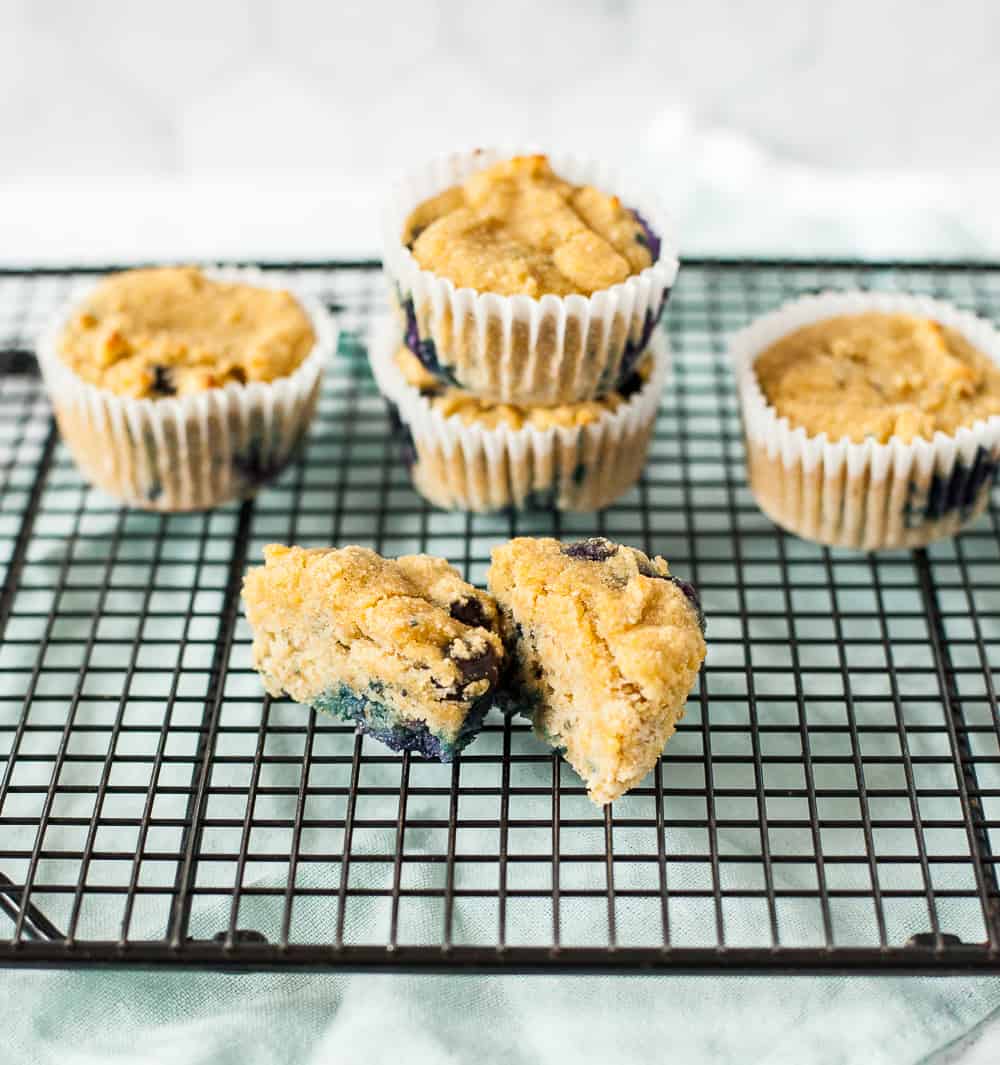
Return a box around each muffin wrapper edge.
[730,290,1000,550]
[370,316,668,513]
[382,147,679,406]
[36,267,337,512]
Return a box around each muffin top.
[394,346,649,429]
[402,155,653,298]
[754,312,1000,444]
[57,267,316,399]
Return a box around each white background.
[2,0,1000,264]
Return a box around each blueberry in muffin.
[242,545,503,760]
[488,537,706,804]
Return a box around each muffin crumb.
[242,544,503,761]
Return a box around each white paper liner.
[36,266,337,512]
[730,291,1000,549]
[382,147,679,407]
[370,316,669,513]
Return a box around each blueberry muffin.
[37,266,335,511]
[487,537,706,804]
[242,545,504,761]
[370,320,668,513]
[732,294,1000,549]
[384,149,677,406]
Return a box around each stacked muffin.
[374,151,679,512]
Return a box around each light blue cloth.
[1,963,998,1063]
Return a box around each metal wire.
[0,260,998,973]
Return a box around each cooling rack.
[0,259,999,974]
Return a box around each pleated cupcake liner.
[36,266,337,512]
[382,147,679,407]
[730,290,1000,550]
[369,316,669,513]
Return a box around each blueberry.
[451,641,500,688]
[633,555,706,634]
[615,300,665,386]
[562,538,619,562]
[449,596,488,629]
[433,639,501,700]
[232,435,289,489]
[150,365,176,397]
[399,294,459,384]
[665,574,707,634]
[668,575,701,611]
[616,369,643,401]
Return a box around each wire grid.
[0,260,999,974]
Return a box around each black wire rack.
[0,259,999,975]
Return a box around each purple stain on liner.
[631,207,662,263]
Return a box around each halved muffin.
[488,537,706,804]
[242,544,504,761]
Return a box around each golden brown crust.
[403,155,652,298]
[755,312,1000,443]
[57,267,315,399]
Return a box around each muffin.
[242,544,504,761]
[731,292,1000,549]
[488,537,706,805]
[369,317,668,513]
[383,150,678,406]
[37,266,336,511]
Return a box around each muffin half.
[242,544,503,761]
[488,537,706,805]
